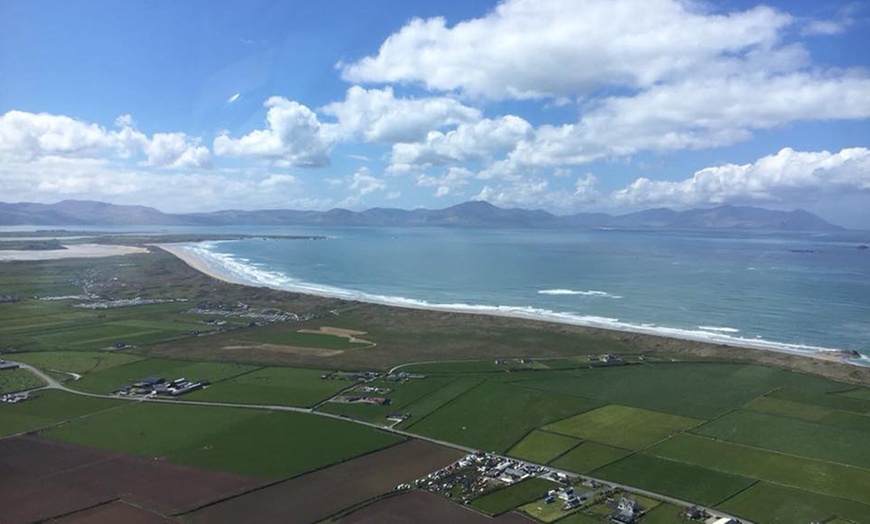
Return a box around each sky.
[1,0,869,227]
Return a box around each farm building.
[0,360,20,370]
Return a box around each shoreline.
[0,243,149,261]
[155,242,868,368]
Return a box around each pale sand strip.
[153,243,252,286]
[0,244,148,261]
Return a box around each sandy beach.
[154,242,868,369]
[0,244,149,261]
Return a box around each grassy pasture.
[189,366,349,408]
[405,380,599,452]
[514,362,792,419]
[640,503,686,524]
[838,387,870,401]
[399,360,506,374]
[9,351,143,375]
[0,390,122,437]
[394,377,483,429]
[0,368,46,394]
[507,430,580,464]
[170,410,403,478]
[745,395,870,433]
[543,404,700,451]
[592,454,755,507]
[718,482,870,524]
[549,441,630,474]
[235,329,372,350]
[316,376,454,422]
[470,477,555,515]
[648,433,870,505]
[693,409,870,469]
[69,358,258,394]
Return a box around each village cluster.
[112,376,210,397]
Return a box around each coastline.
[0,243,149,261]
[155,242,868,368]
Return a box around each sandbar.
[0,244,149,261]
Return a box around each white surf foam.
[538,289,622,298]
[177,242,869,366]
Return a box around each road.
[11,361,751,523]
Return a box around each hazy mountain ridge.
[0,200,843,231]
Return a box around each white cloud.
[416,167,474,197]
[348,167,387,196]
[0,110,212,169]
[321,86,480,143]
[390,115,533,171]
[611,147,870,208]
[147,133,212,169]
[342,0,792,99]
[214,96,332,167]
[228,93,241,103]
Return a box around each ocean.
[169,226,870,362]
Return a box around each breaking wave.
[538,289,622,298]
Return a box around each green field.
[515,363,793,419]
[744,395,870,433]
[0,368,45,394]
[543,404,700,451]
[507,430,580,464]
[649,433,870,505]
[592,454,756,506]
[9,351,144,375]
[234,328,373,350]
[550,441,630,474]
[170,410,404,478]
[0,390,122,437]
[316,376,455,422]
[189,366,350,408]
[405,380,599,452]
[718,482,870,524]
[69,358,259,394]
[394,377,483,429]
[640,503,687,524]
[43,399,402,478]
[693,409,870,469]
[470,477,556,515]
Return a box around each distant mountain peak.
[0,200,844,231]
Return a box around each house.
[0,360,20,370]
[710,519,738,524]
[610,497,644,524]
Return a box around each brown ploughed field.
[185,439,464,524]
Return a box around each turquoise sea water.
[172,227,870,362]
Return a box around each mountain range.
[0,200,843,231]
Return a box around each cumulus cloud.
[389,115,533,172]
[342,0,792,99]
[321,86,480,143]
[0,110,212,169]
[347,167,387,196]
[611,147,870,208]
[214,96,332,167]
[416,167,475,197]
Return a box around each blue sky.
[1,0,869,226]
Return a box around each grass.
[514,362,796,419]
[234,328,372,350]
[470,477,556,515]
[693,409,870,469]
[0,368,46,394]
[640,503,687,524]
[188,366,350,408]
[718,482,870,524]
[543,404,700,451]
[69,358,259,394]
[551,512,603,524]
[0,389,121,437]
[648,433,870,505]
[8,351,144,375]
[394,377,483,429]
[549,441,630,474]
[591,454,756,507]
[170,410,404,478]
[405,380,599,452]
[744,395,870,433]
[316,376,455,423]
[519,497,582,523]
[507,430,580,464]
